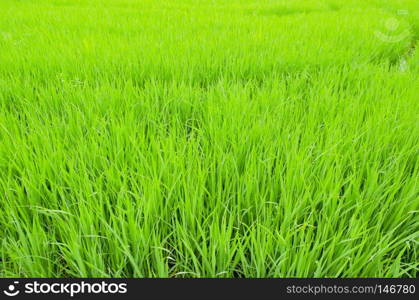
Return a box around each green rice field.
[0,0,418,277]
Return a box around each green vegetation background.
[0,0,418,277]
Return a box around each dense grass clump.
[0,0,418,277]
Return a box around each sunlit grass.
[0,0,418,277]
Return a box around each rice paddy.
[0,0,418,277]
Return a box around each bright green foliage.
[0,0,418,277]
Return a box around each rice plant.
[0,0,418,277]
